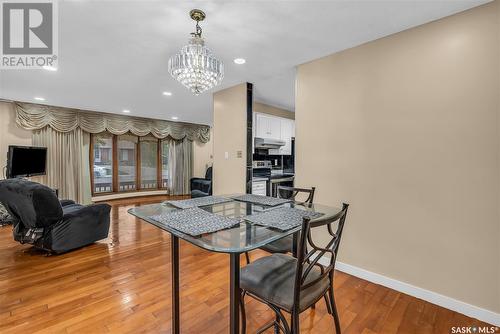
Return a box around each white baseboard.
[319,258,500,326]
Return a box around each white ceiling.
[0,0,490,125]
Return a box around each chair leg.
[240,291,247,334]
[268,304,291,334]
[274,313,280,334]
[324,294,333,314]
[291,310,300,334]
[329,287,341,334]
[256,321,275,334]
[245,251,251,264]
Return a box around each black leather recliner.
[190,166,212,198]
[0,178,111,254]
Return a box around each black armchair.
[190,166,212,198]
[0,178,111,254]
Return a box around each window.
[92,133,113,193]
[140,136,158,189]
[94,148,101,162]
[118,134,137,191]
[121,149,128,161]
[91,132,172,195]
[161,140,169,188]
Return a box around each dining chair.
[277,186,316,205]
[258,186,316,255]
[240,203,349,334]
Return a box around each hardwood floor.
[0,195,492,333]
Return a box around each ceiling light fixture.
[171,116,179,120]
[42,65,57,71]
[168,9,224,95]
[34,97,45,101]
[122,109,130,113]
[234,58,246,65]
[163,91,173,96]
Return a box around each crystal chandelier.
[168,9,224,95]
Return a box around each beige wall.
[0,102,32,179]
[254,102,294,120]
[212,83,248,195]
[296,2,500,314]
[193,128,213,178]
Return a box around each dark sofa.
[0,178,111,254]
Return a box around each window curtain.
[32,127,92,204]
[12,101,201,199]
[168,138,193,195]
[15,102,210,143]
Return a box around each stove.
[252,161,271,195]
[252,160,272,169]
[252,160,272,179]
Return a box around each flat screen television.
[7,145,47,178]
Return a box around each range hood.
[254,137,286,149]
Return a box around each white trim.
[92,190,170,202]
[318,258,500,326]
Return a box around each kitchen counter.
[253,174,294,181]
[270,173,294,180]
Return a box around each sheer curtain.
[168,138,193,195]
[32,127,92,204]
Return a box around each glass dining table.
[128,195,342,334]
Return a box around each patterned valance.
[14,102,210,143]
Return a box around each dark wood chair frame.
[244,186,316,264]
[240,203,349,334]
[276,185,316,205]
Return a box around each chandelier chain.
[191,20,202,38]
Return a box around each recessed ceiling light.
[122,109,130,113]
[34,97,45,101]
[234,58,246,65]
[42,65,57,71]
[171,116,179,120]
[163,91,173,96]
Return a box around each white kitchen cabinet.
[279,118,294,155]
[254,112,295,155]
[255,113,269,138]
[268,117,281,140]
[255,113,281,140]
[252,113,256,154]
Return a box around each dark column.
[171,235,180,334]
[245,82,254,194]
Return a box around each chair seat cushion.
[260,235,293,253]
[240,254,330,312]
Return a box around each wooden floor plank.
[0,195,494,333]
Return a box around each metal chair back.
[276,186,316,204]
[293,203,349,308]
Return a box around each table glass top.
[128,196,342,253]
